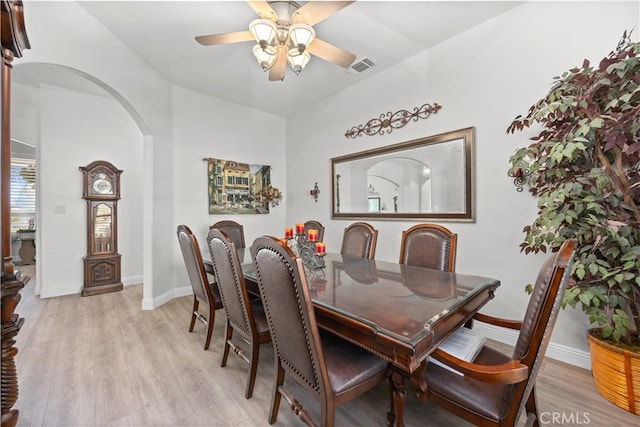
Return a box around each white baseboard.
[39,274,143,299]
[122,275,143,286]
[473,323,592,370]
[40,284,82,298]
[141,285,192,310]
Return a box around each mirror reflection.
[332,127,474,221]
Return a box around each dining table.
[205,250,500,426]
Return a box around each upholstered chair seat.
[320,329,388,396]
[426,346,512,420]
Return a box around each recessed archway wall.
[13,62,156,306]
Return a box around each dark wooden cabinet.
[79,161,123,296]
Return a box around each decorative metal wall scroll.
[345,102,442,139]
[510,165,531,192]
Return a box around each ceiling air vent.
[348,57,376,75]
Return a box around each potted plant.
[506,31,640,414]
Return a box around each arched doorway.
[12,62,151,303]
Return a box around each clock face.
[92,173,113,194]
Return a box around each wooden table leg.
[411,359,429,401]
[386,369,407,427]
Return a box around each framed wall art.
[206,157,274,215]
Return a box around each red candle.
[308,229,318,242]
[285,227,293,239]
[295,223,305,235]
[315,241,326,256]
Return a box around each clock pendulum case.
[79,161,124,296]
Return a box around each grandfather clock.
[80,160,123,296]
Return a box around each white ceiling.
[17,1,524,117]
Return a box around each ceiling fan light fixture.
[249,19,277,44]
[289,23,315,53]
[253,43,277,71]
[195,1,356,81]
[287,49,310,74]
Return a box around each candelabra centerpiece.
[284,223,326,269]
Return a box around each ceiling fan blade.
[307,38,356,68]
[269,46,287,81]
[195,31,254,46]
[293,1,355,26]
[247,1,276,20]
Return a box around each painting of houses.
[207,158,271,214]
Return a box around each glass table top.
[237,250,500,345]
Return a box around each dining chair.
[206,229,271,399]
[176,224,223,350]
[210,220,245,248]
[304,220,325,241]
[423,238,577,427]
[250,236,389,427]
[340,222,378,259]
[398,223,457,272]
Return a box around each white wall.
[171,86,286,291]
[284,1,639,367]
[11,0,639,368]
[17,0,175,305]
[15,0,174,304]
[12,1,288,308]
[34,84,143,296]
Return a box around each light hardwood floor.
[12,266,638,426]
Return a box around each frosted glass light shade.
[289,23,315,50]
[253,44,277,70]
[249,19,277,44]
[287,49,310,74]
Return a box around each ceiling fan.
[195,1,356,81]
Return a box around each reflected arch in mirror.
[367,156,434,213]
[332,127,474,221]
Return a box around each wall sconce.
[310,182,320,202]
[510,166,531,192]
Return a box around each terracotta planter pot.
[587,329,640,415]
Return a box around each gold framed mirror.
[331,127,474,221]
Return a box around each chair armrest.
[473,312,523,330]
[430,348,528,384]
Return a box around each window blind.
[10,157,36,232]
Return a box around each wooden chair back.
[251,236,331,424]
[176,224,222,350]
[510,239,578,416]
[206,228,270,398]
[250,235,388,426]
[340,222,378,259]
[399,223,457,272]
[210,220,245,248]
[177,224,212,310]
